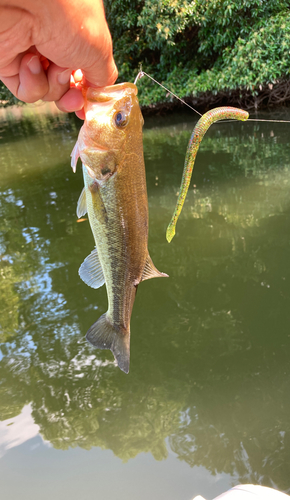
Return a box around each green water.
[0,105,289,499]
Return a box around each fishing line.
[134,71,203,117]
[247,118,290,123]
[134,70,290,124]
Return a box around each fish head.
[77,83,143,182]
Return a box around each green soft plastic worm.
[166,106,249,242]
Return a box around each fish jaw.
[83,82,138,111]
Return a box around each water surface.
[0,103,290,499]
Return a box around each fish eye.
[114,110,128,128]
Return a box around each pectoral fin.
[79,248,105,289]
[77,187,87,218]
[71,142,80,173]
[141,254,169,282]
[89,181,108,225]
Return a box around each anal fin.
[79,248,105,289]
[141,254,169,282]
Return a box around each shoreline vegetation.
[104,0,290,113]
[1,0,290,115]
[0,101,64,122]
[107,0,290,114]
[2,78,290,119]
[140,78,290,115]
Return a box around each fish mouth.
[84,82,138,103]
[93,144,109,153]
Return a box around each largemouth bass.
[71,82,168,374]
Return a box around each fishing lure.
[166,107,249,242]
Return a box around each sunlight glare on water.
[0,103,290,500]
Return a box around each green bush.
[1,0,290,108]
[104,0,290,106]
[189,9,290,95]
[0,84,19,107]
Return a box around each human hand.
[0,0,118,118]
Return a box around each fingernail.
[27,55,42,75]
[58,69,72,85]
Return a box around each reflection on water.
[0,404,41,457]
[0,105,290,499]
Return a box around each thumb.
[80,25,118,88]
[83,54,118,88]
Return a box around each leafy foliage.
[189,9,290,95]
[104,0,290,107]
[1,0,290,108]
[0,84,20,107]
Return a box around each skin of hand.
[0,0,118,118]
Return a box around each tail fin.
[85,313,130,374]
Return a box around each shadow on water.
[0,106,290,493]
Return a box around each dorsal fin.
[77,187,87,218]
[141,254,169,282]
[79,248,105,289]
